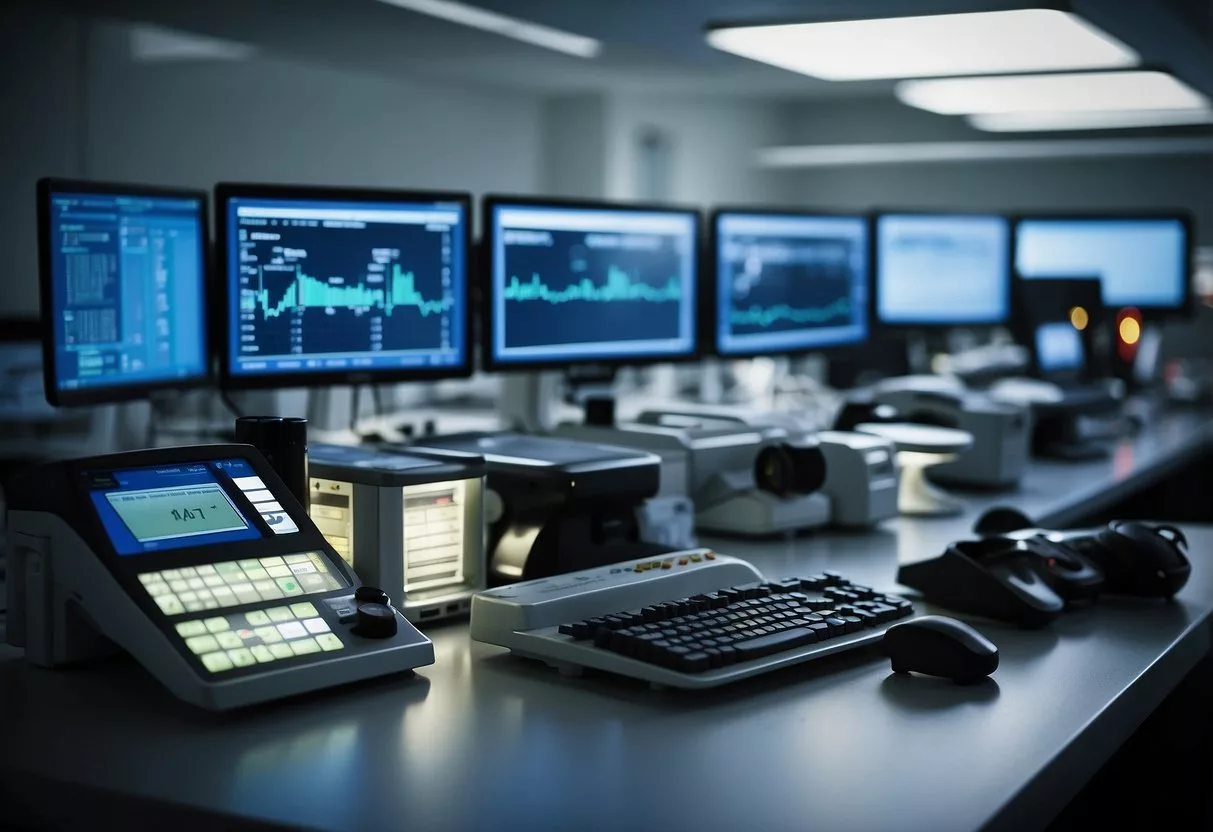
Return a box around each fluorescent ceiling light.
[755,137,1213,168]
[377,0,601,58]
[897,70,1209,115]
[705,9,1138,82]
[969,108,1213,132]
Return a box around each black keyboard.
[557,572,913,675]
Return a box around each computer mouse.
[974,506,1036,537]
[1012,537,1104,604]
[1090,521,1191,598]
[883,616,999,685]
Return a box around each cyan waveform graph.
[246,264,453,319]
[498,227,690,352]
[232,213,461,372]
[722,237,859,340]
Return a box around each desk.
[2,410,1212,832]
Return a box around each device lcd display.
[488,202,699,367]
[223,194,468,380]
[89,459,266,555]
[1014,217,1188,310]
[714,212,868,356]
[44,187,209,400]
[1035,321,1085,374]
[875,213,1011,326]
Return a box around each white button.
[185,634,219,654]
[245,489,274,503]
[203,575,224,588]
[175,620,207,637]
[289,562,317,575]
[203,616,230,633]
[178,567,199,578]
[201,652,234,673]
[258,556,287,568]
[303,617,330,634]
[196,564,217,576]
[276,621,307,640]
[169,580,189,593]
[216,631,244,650]
[178,591,198,604]
[290,637,321,656]
[144,582,170,597]
[265,564,293,578]
[155,595,184,615]
[227,648,257,668]
[138,573,162,585]
[250,645,275,663]
[232,475,265,491]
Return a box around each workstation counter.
[3,409,1212,832]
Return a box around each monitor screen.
[1014,217,1189,310]
[1034,321,1085,374]
[219,188,470,385]
[486,200,699,368]
[875,213,1011,326]
[40,182,209,405]
[88,459,269,556]
[713,212,868,356]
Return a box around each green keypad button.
[185,635,219,655]
[290,602,318,618]
[216,631,243,650]
[237,560,261,572]
[267,606,294,623]
[275,577,303,596]
[269,643,294,659]
[246,610,270,627]
[316,633,344,652]
[203,617,230,633]
[175,620,208,638]
[216,562,243,577]
[254,626,282,643]
[227,648,257,668]
[201,652,233,673]
[250,645,275,663]
[155,596,184,616]
[290,637,321,656]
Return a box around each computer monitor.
[1033,321,1087,382]
[710,210,869,357]
[483,196,700,370]
[215,184,471,388]
[1013,214,1192,313]
[38,179,211,407]
[873,212,1012,328]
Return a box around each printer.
[870,375,1032,489]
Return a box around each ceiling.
[56,0,1213,99]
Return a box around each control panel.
[5,444,434,710]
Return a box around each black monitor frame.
[37,177,214,408]
[480,193,704,374]
[706,206,872,359]
[214,182,474,390]
[870,208,1015,333]
[1009,209,1195,319]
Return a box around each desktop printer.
[308,443,487,624]
[558,408,893,535]
[406,432,668,584]
[870,376,1032,489]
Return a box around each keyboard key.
[267,606,294,623]
[178,567,199,579]
[169,580,189,593]
[203,616,230,633]
[227,648,256,668]
[155,595,184,616]
[677,651,712,673]
[175,620,207,638]
[316,633,344,652]
[196,564,218,576]
[203,575,225,588]
[178,591,198,604]
[285,553,312,564]
[138,573,161,586]
[212,586,236,604]
[290,602,319,618]
[268,643,295,660]
[734,627,818,660]
[237,559,261,573]
[245,610,270,627]
[201,652,234,673]
[258,556,287,568]
[184,601,204,613]
[275,577,304,596]
[216,562,243,578]
[187,578,206,591]
[216,632,244,650]
[303,617,330,634]
[250,645,275,663]
[235,587,262,605]
[253,580,282,599]
[185,635,219,654]
[290,637,321,656]
[254,626,282,643]
[242,567,270,582]
[277,621,307,640]
[201,598,221,610]
[559,621,590,639]
[266,564,293,579]
[144,582,170,597]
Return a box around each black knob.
[355,586,390,605]
[355,603,397,638]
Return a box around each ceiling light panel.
[969,108,1213,132]
[705,9,1139,82]
[897,71,1209,115]
[377,0,601,58]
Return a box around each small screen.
[875,213,1011,326]
[489,202,699,366]
[1035,321,1085,374]
[45,189,208,398]
[225,196,467,378]
[714,213,868,356]
[89,459,270,555]
[1014,217,1188,309]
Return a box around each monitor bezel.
[1009,209,1196,318]
[214,182,474,390]
[480,193,704,373]
[870,208,1015,332]
[707,206,873,359]
[37,177,214,408]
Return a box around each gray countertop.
[2,409,1212,832]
